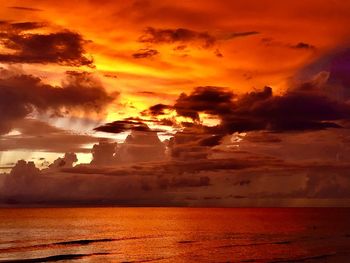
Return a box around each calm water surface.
[0,208,349,262]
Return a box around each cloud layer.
[0,21,94,66]
[0,69,116,135]
[145,81,350,136]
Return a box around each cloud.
[139,27,259,47]
[165,130,226,160]
[137,27,227,57]
[134,66,350,171]
[174,86,234,120]
[214,49,223,57]
[142,103,173,116]
[8,6,42,12]
[139,27,216,48]
[136,27,260,58]
[0,155,216,206]
[293,48,350,101]
[91,139,118,166]
[64,155,274,177]
[49,153,78,169]
[242,132,282,143]
[2,160,41,199]
[63,139,281,177]
[0,69,117,135]
[222,86,347,132]
[257,164,350,199]
[1,158,170,205]
[261,38,316,50]
[132,48,159,58]
[146,84,350,135]
[0,26,94,66]
[0,21,45,31]
[303,173,350,198]
[91,129,166,164]
[198,135,224,146]
[290,42,315,49]
[117,130,166,163]
[2,132,350,206]
[225,31,260,39]
[94,120,154,134]
[0,119,100,153]
[327,49,350,99]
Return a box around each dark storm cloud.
[174,86,234,120]
[94,117,175,137]
[139,73,350,161]
[132,48,159,58]
[94,120,154,134]
[147,84,350,135]
[0,70,116,135]
[139,27,216,48]
[290,42,315,49]
[142,103,173,116]
[221,86,347,132]
[0,26,94,66]
[129,116,176,128]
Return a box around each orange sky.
[2,0,350,123]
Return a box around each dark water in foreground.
[0,208,350,262]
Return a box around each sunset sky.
[1,0,350,206]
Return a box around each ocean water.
[0,208,349,262]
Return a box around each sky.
[1,0,350,206]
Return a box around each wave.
[268,253,337,263]
[215,240,292,249]
[54,238,115,246]
[178,240,195,244]
[0,252,109,263]
[0,236,154,254]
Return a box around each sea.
[0,208,349,262]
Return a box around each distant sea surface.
[0,208,350,262]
